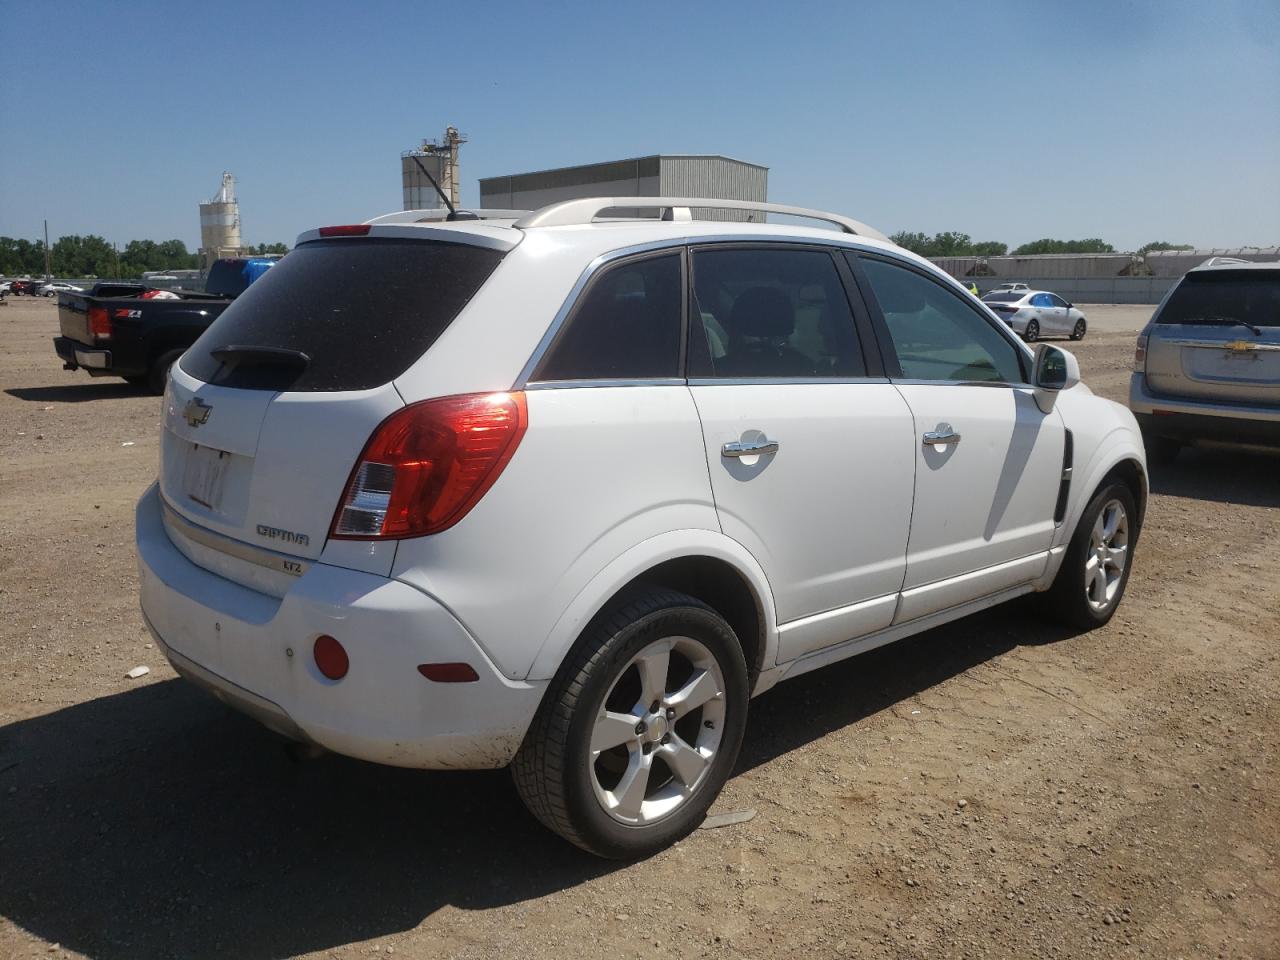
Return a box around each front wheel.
[512,586,749,858]
[1043,482,1137,629]
[1070,318,1086,340]
[1024,319,1040,342]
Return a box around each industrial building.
[1143,247,1280,276]
[198,172,246,269]
[479,155,768,221]
[402,126,466,211]
[930,253,1142,280]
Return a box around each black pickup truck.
[53,257,277,393]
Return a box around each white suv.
[137,197,1148,858]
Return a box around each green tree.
[1136,241,1193,256]
[250,242,289,256]
[1011,238,1115,255]
[889,231,1007,258]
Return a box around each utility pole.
[43,220,52,280]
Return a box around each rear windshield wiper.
[210,345,311,368]
[1179,317,1263,336]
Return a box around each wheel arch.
[525,531,779,692]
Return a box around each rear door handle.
[722,438,780,458]
[922,427,961,447]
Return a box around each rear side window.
[1157,271,1280,327]
[857,256,1026,384]
[689,247,866,378]
[532,253,682,381]
[181,238,504,391]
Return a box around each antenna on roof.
[408,155,477,222]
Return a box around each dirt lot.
[1,296,1276,959]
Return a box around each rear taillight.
[331,392,528,540]
[1133,333,1148,372]
[88,306,111,340]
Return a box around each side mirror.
[1032,344,1080,412]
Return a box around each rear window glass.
[181,238,504,391]
[982,292,1023,302]
[1157,271,1280,327]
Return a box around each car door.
[687,244,917,663]
[1048,293,1073,334]
[849,253,1066,622]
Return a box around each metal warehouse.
[930,253,1142,280]
[479,155,768,221]
[1144,247,1280,276]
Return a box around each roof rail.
[513,197,889,242]
[364,208,531,226]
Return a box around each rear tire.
[512,586,749,859]
[1043,481,1137,630]
[1144,432,1181,465]
[1024,319,1040,342]
[1070,318,1086,340]
[147,348,185,395]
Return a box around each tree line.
[0,235,290,279]
[888,232,1193,259]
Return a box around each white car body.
[983,289,1088,340]
[135,198,1146,849]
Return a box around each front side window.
[1049,293,1070,308]
[689,247,866,378]
[533,253,682,381]
[857,256,1026,384]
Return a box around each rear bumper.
[135,484,546,769]
[1130,374,1280,446]
[53,336,112,373]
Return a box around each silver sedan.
[982,290,1088,342]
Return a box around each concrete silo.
[199,172,244,269]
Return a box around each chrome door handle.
[722,438,780,458]
[922,427,961,447]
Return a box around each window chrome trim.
[887,378,1031,389]
[512,233,895,389]
[525,377,687,390]
[687,376,892,387]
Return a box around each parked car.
[53,257,276,393]
[1130,259,1279,462]
[982,289,1088,342]
[8,279,42,296]
[991,282,1030,293]
[0,281,10,297]
[39,281,85,297]
[137,198,1147,858]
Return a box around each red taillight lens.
[313,635,349,680]
[88,306,111,339]
[1133,333,1148,372]
[331,392,528,540]
[318,224,371,237]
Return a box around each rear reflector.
[88,305,111,339]
[318,224,371,237]
[314,635,349,680]
[417,662,480,683]
[331,392,528,540]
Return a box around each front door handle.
[722,438,780,458]
[922,426,961,447]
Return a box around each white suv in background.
[137,197,1148,858]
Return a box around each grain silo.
[198,172,243,268]
[402,126,466,210]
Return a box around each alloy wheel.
[1085,499,1128,613]
[588,635,727,825]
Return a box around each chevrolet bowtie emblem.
[183,398,213,427]
[1226,340,1256,353]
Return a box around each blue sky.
[1,0,1276,252]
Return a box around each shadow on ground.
[0,604,1075,958]
[1148,444,1280,508]
[5,382,150,404]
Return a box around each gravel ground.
[0,296,1276,959]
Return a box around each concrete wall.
[973,276,1178,304]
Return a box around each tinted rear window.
[1157,271,1280,327]
[982,292,1024,302]
[181,238,504,391]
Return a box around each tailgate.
[58,294,95,341]
[1146,326,1280,406]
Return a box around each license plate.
[182,443,230,511]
